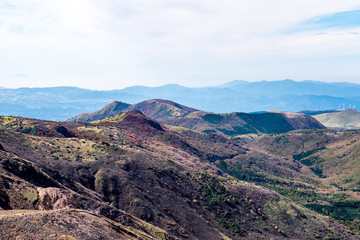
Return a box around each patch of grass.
[306,201,360,234]
[300,156,325,166]
[202,114,224,124]
[235,112,294,134]
[22,187,38,204]
[293,147,326,161]
[310,166,325,178]
[197,173,242,234]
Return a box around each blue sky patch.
[289,9,360,33]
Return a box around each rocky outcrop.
[37,187,70,210]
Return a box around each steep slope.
[314,109,360,129]
[0,149,177,239]
[281,112,327,129]
[0,115,357,239]
[67,101,131,122]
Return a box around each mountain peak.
[125,99,199,121]
[106,101,131,111]
[67,101,131,122]
[68,99,199,123]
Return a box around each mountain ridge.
[69,99,326,136]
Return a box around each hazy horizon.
[1,78,360,91]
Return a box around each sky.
[0,0,360,90]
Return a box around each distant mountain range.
[2,79,360,120]
[69,99,326,135]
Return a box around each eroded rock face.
[37,187,69,210]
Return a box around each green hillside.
[164,111,325,136]
[216,129,360,233]
[314,109,360,129]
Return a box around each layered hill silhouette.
[69,99,326,136]
[0,112,358,239]
[2,79,360,120]
[313,109,360,129]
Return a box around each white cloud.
[0,0,360,89]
